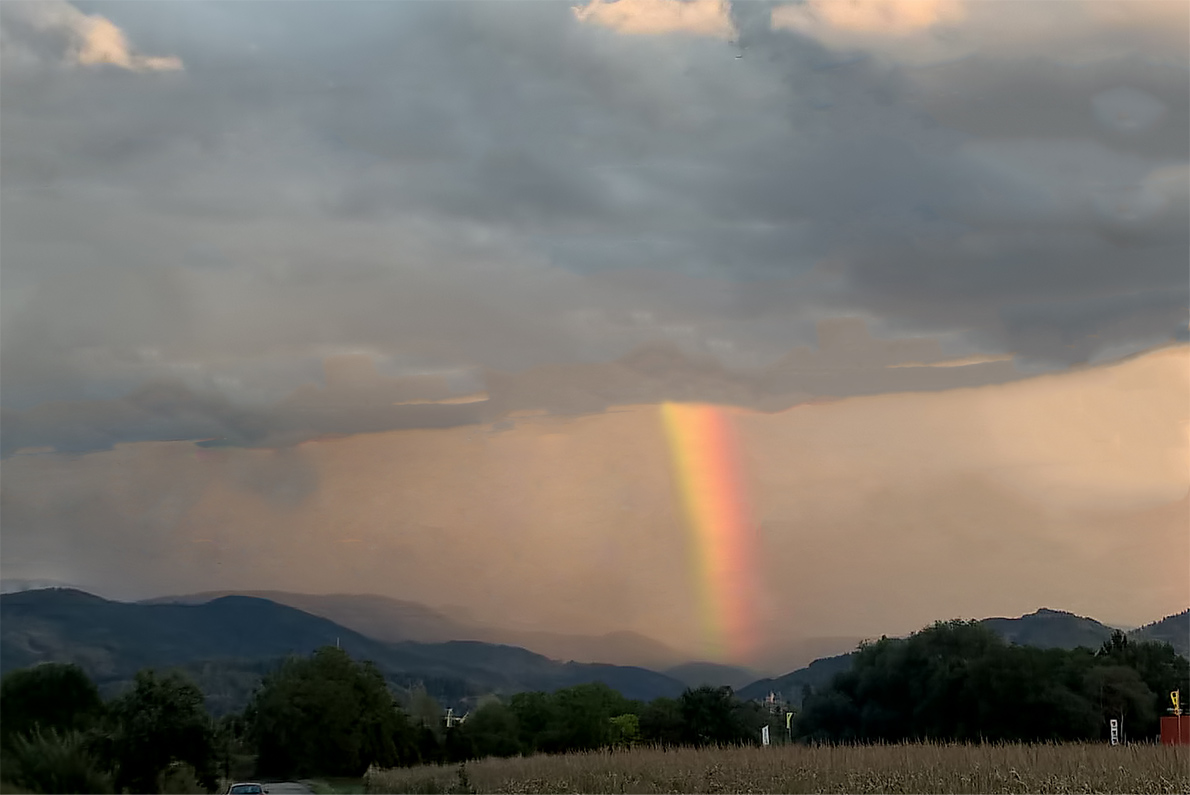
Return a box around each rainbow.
[660,402,760,663]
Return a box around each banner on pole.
[761,725,770,746]
[1110,718,1119,746]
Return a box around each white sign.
[761,725,770,747]
[1110,718,1118,746]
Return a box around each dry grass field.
[363,743,1190,794]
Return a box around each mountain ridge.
[139,590,687,670]
[0,588,686,714]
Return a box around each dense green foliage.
[0,666,219,794]
[248,646,418,777]
[0,663,104,748]
[108,670,219,793]
[795,622,1189,743]
[3,728,113,794]
[435,682,766,763]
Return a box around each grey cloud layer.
[2,1,1186,439]
[1,319,1031,457]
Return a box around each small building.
[1160,716,1190,746]
[761,691,786,714]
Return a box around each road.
[261,783,313,795]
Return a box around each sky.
[1,0,1187,668]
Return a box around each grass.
[363,743,1190,794]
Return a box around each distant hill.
[980,607,1115,650]
[143,590,686,670]
[751,636,867,676]
[1130,609,1189,657]
[1,589,686,713]
[665,662,757,690]
[736,653,856,706]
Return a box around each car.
[227,784,268,795]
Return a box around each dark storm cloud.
[1,0,1186,449]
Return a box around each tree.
[792,621,1171,743]
[0,663,104,749]
[1096,633,1190,738]
[609,714,640,748]
[679,686,753,747]
[551,683,638,751]
[638,697,683,746]
[460,701,521,758]
[108,669,217,794]
[248,646,415,777]
[408,686,444,734]
[1084,665,1157,741]
[443,723,477,764]
[509,690,564,753]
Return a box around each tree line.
[1,623,1185,792]
[795,622,1189,743]
[0,647,777,793]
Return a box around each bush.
[4,728,113,795]
[0,664,104,749]
[158,762,202,794]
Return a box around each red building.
[1160,716,1190,746]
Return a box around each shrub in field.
[608,714,640,748]
[158,762,203,794]
[3,727,113,795]
[0,664,104,749]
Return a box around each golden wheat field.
[363,743,1190,794]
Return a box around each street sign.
[1110,718,1119,746]
[761,725,770,747]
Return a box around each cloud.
[0,356,493,457]
[1,1,1185,445]
[573,0,735,39]
[772,0,963,36]
[1093,87,1169,135]
[770,0,1188,66]
[2,318,1039,455]
[73,14,182,72]
[0,0,182,72]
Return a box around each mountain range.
[0,589,686,714]
[3,588,1185,716]
[138,590,689,671]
